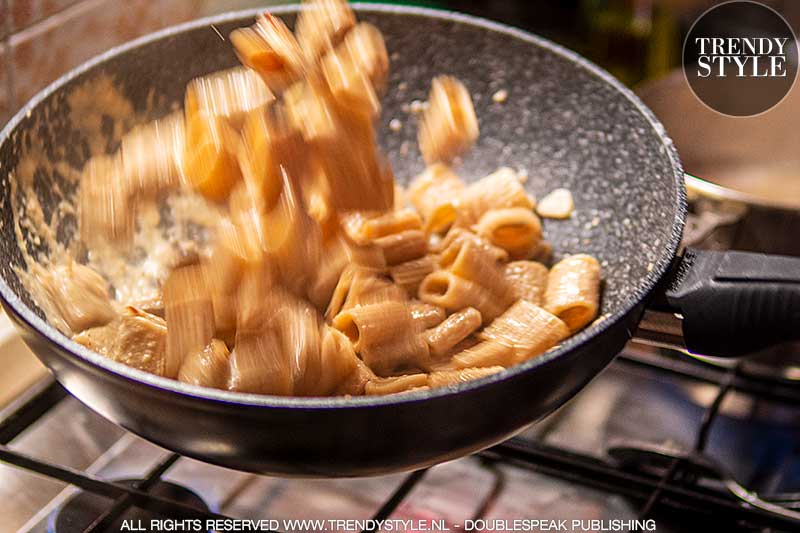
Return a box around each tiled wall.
[0,0,283,125]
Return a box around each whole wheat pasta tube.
[408,301,446,329]
[424,307,482,358]
[365,373,429,395]
[447,241,517,309]
[437,228,508,266]
[418,270,506,322]
[360,334,431,376]
[273,298,323,397]
[79,154,134,245]
[307,234,352,311]
[163,265,215,379]
[228,327,293,395]
[332,301,415,352]
[344,208,423,243]
[455,167,534,228]
[341,23,390,91]
[295,0,355,61]
[183,111,242,202]
[474,208,542,259]
[178,339,231,389]
[479,300,570,363]
[229,12,306,92]
[333,301,430,376]
[451,340,515,369]
[544,254,601,333]
[504,260,549,306]
[389,255,435,295]
[237,106,301,211]
[120,112,185,199]
[185,67,274,131]
[428,366,504,388]
[418,76,479,164]
[334,359,376,396]
[343,270,407,312]
[321,38,380,118]
[407,164,464,233]
[317,326,360,395]
[375,229,428,265]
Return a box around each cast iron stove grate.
[2,349,800,532]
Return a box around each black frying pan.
[0,5,798,477]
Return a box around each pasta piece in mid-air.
[295,0,356,61]
[178,339,231,389]
[317,326,360,395]
[184,67,275,131]
[119,112,186,199]
[228,327,293,395]
[418,76,479,164]
[230,12,307,92]
[163,265,215,379]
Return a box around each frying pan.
[0,5,798,477]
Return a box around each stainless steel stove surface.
[2,344,800,533]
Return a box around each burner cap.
[48,478,211,533]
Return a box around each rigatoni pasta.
[544,254,601,333]
[425,307,482,358]
[427,366,504,388]
[479,300,570,363]
[59,0,603,398]
[454,167,534,228]
[407,164,464,233]
[389,255,435,295]
[504,260,549,306]
[419,270,506,322]
[418,76,479,164]
[474,207,542,260]
[375,229,428,265]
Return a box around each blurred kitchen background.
[1,0,799,407]
[2,0,800,125]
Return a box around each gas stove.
[2,341,800,533]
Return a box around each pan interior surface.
[0,6,684,406]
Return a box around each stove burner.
[47,478,211,533]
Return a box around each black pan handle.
[658,248,800,357]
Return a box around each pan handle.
[649,248,800,357]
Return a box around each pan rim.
[0,3,687,409]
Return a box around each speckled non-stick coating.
[0,6,686,475]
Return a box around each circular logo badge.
[683,0,798,117]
